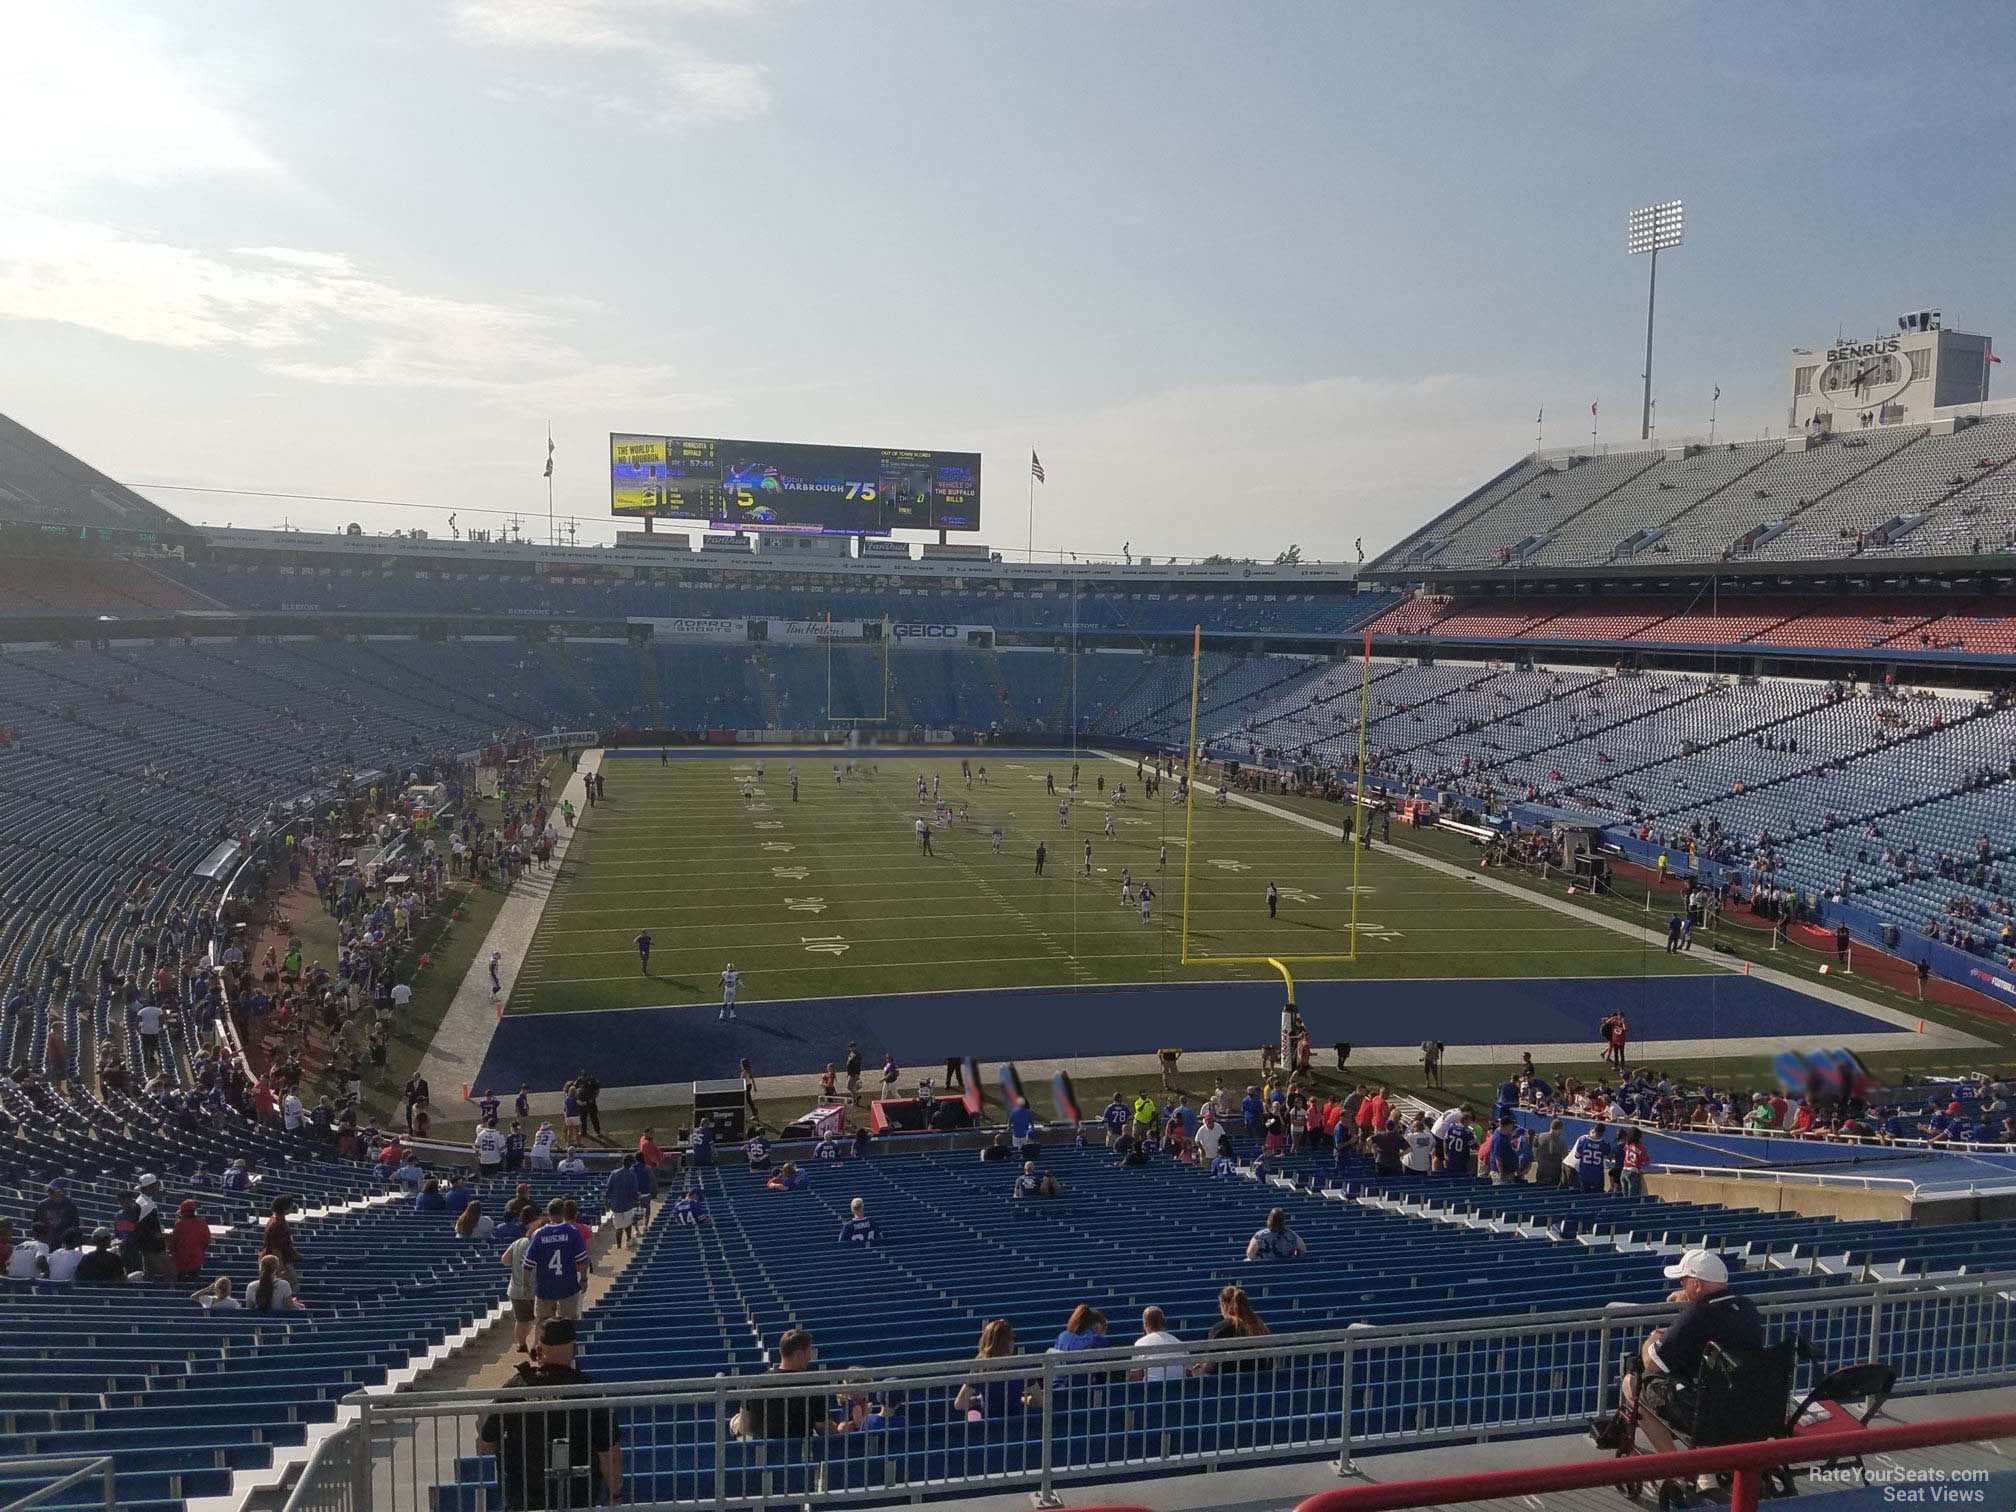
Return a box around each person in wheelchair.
[1618,1249,1765,1455]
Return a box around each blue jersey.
[1571,1134,1609,1189]
[672,1197,707,1225]
[1102,1102,1127,1132]
[604,1167,637,1211]
[524,1222,587,1300]
[1440,1124,1477,1170]
[1010,1106,1035,1140]
[838,1217,880,1245]
[1251,1226,1301,1260]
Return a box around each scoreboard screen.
[610,434,981,535]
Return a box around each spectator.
[1370,1117,1406,1176]
[1013,1160,1060,1199]
[1196,1109,1228,1164]
[1052,1304,1107,1354]
[953,1319,1040,1419]
[456,1202,495,1241]
[415,1179,448,1215]
[33,1183,80,1246]
[766,1161,809,1192]
[443,1173,474,1214]
[1132,1306,1187,1383]
[222,1158,254,1194]
[1615,1250,1764,1458]
[1401,1112,1437,1174]
[1196,1285,1268,1374]
[1245,1206,1307,1262]
[733,1327,842,1439]
[194,1276,241,1311]
[502,1215,541,1353]
[1619,1128,1652,1196]
[1570,1121,1611,1192]
[557,1147,587,1175]
[250,1253,302,1311]
[169,1199,212,1282]
[44,1230,84,1284]
[478,1319,623,1507]
[838,1197,879,1245]
[604,1157,640,1249]
[132,1179,171,1281]
[75,1228,127,1284]
[1534,1117,1569,1186]
[524,1199,589,1321]
[4,1220,49,1280]
[671,1186,709,1225]
[262,1197,303,1287]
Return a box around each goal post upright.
[1180,623,1202,963]
[1350,627,1370,958]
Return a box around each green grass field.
[505,754,1712,1015]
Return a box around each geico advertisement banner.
[767,619,868,642]
[889,622,989,648]
[630,616,749,642]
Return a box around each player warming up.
[1083,838,1094,877]
[720,963,740,1021]
[916,816,934,856]
[634,930,653,974]
[1139,882,1154,922]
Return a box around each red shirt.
[638,1136,663,1170]
[263,1214,300,1264]
[170,1216,211,1273]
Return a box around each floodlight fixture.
[1627,199,1685,440]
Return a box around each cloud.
[0,216,722,414]
[0,3,278,203]
[453,0,775,51]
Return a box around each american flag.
[1030,450,1046,483]
[543,434,554,479]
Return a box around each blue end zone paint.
[1516,1112,2016,1190]
[475,973,1910,1094]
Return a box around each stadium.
[7,8,2016,1510]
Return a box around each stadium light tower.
[1626,199,1684,442]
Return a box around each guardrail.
[337,1269,2016,1511]
[1295,1410,2016,1512]
[0,1457,115,1512]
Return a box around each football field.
[505,751,1715,1017]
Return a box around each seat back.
[1688,1337,1798,1448]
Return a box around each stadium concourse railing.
[275,1270,2016,1512]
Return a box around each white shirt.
[474,1127,506,1164]
[1195,1122,1227,1161]
[391,984,413,1009]
[282,1095,304,1131]
[137,1004,163,1035]
[4,1240,49,1279]
[557,1156,587,1174]
[43,1246,82,1283]
[1402,1131,1436,1173]
[505,1236,533,1300]
[252,1278,295,1310]
[1134,1330,1187,1382]
[1431,1107,1467,1140]
[722,970,739,997]
[197,1295,242,1311]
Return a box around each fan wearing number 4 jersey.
[523,1200,590,1320]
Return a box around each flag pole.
[1026,449,1036,563]
[1536,406,1544,456]
[1710,388,1720,446]
[545,423,555,546]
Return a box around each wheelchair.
[1592,1337,1890,1508]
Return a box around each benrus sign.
[1826,337,1904,361]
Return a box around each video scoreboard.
[610,434,981,535]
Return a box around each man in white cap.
[1620,1248,1765,1457]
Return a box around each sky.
[3,0,2014,565]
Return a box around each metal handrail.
[0,1457,115,1512]
[1295,1410,2016,1512]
